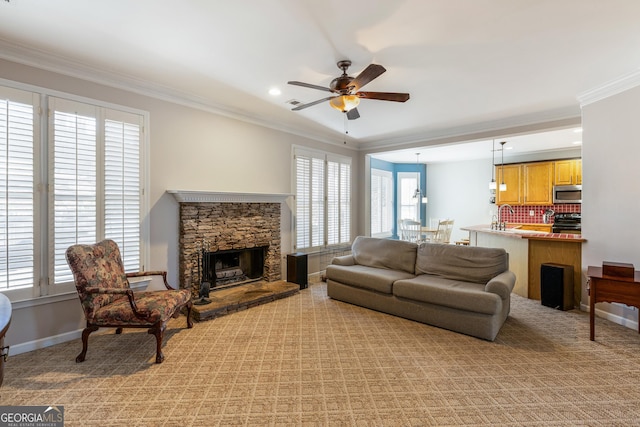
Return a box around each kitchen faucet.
[497,204,514,230]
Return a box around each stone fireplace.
[169,190,290,299]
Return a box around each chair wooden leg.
[148,322,167,364]
[115,327,123,334]
[76,325,99,363]
[185,301,193,328]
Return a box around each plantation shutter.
[326,155,351,246]
[50,98,97,284]
[294,147,350,250]
[371,168,393,237]
[0,87,36,291]
[295,154,311,249]
[104,111,142,272]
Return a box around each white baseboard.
[8,328,86,356]
[580,303,639,331]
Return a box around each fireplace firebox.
[201,246,267,290]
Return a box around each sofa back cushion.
[415,242,508,284]
[352,236,417,274]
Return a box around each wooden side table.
[587,266,640,341]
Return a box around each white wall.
[0,58,357,352]
[581,83,640,326]
[425,159,497,243]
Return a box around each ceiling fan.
[288,60,410,120]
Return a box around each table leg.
[590,295,595,341]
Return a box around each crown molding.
[578,68,640,107]
[361,107,581,152]
[0,39,351,149]
[167,190,292,204]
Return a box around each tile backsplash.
[498,204,581,224]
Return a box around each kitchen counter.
[461,224,585,242]
[462,224,583,303]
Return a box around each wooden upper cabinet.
[496,164,523,205]
[554,159,582,185]
[524,161,554,205]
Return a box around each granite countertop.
[461,224,586,242]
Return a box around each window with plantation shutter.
[293,147,351,251]
[371,168,393,237]
[50,97,144,286]
[0,87,36,294]
[0,81,148,301]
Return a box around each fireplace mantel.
[167,190,292,204]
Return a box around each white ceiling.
[1,0,639,161]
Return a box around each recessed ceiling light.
[269,88,281,96]
[573,128,583,133]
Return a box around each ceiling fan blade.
[357,91,410,102]
[349,64,386,91]
[346,108,360,120]
[291,96,336,111]
[287,81,333,93]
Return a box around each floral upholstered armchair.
[65,239,193,364]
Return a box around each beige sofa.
[326,236,516,341]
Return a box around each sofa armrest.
[331,254,355,266]
[484,270,516,300]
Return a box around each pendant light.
[499,141,507,192]
[489,139,497,190]
[413,153,428,204]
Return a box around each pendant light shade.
[499,141,507,192]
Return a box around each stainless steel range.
[552,212,581,234]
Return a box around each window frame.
[0,78,150,302]
[397,171,420,223]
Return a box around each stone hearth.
[190,280,299,322]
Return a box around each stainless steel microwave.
[553,185,582,204]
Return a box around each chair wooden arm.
[126,271,173,290]
[84,287,151,320]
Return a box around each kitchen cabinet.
[554,159,582,185]
[523,161,554,205]
[496,161,553,205]
[496,164,522,205]
[519,223,552,233]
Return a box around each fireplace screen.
[201,246,266,289]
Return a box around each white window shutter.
[104,114,141,273]
[0,93,35,290]
[50,98,98,284]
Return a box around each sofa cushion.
[393,275,501,315]
[326,264,415,294]
[415,243,508,284]
[351,236,417,274]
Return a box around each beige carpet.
[2,281,640,426]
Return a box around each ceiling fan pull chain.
[344,113,349,144]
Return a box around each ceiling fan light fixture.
[329,94,360,112]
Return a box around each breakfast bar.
[461,225,585,304]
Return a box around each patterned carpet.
[2,281,640,426]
